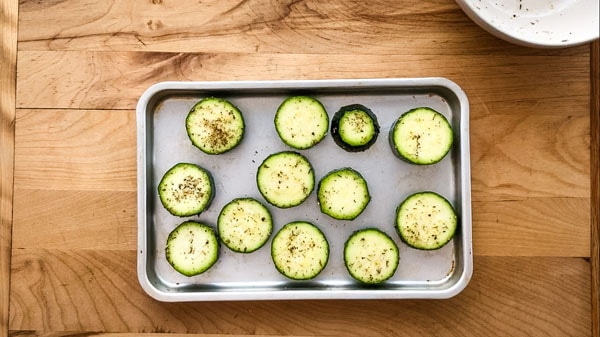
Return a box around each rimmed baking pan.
[137,78,472,301]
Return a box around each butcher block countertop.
[1,0,599,336]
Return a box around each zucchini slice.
[186,97,245,155]
[217,198,273,253]
[331,104,380,152]
[158,163,214,217]
[395,191,457,250]
[344,228,399,284]
[256,151,315,208]
[390,107,453,165]
[317,167,370,220]
[166,221,219,276]
[274,96,329,149]
[271,221,329,280]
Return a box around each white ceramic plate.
[456,0,599,48]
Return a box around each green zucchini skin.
[166,221,220,277]
[157,163,215,217]
[217,197,273,253]
[331,104,380,152]
[256,151,315,208]
[186,97,245,155]
[274,96,329,150]
[271,221,329,280]
[344,228,399,284]
[395,191,457,250]
[389,107,453,165]
[317,167,370,220]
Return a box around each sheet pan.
[136,78,472,301]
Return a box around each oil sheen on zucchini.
[186,97,245,154]
[217,198,273,253]
[166,221,219,276]
[158,163,214,217]
[390,107,453,165]
[271,221,329,280]
[274,96,329,149]
[256,151,315,208]
[317,167,370,220]
[331,104,380,152]
[395,191,457,250]
[344,228,399,284]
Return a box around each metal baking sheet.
[137,78,472,301]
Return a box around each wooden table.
[1,1,598,336]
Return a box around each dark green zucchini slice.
[331,104,379,152]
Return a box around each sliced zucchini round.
[389,107,453,165]
[395,191,457,250]
[256,151,315,208]
[344,228,399,284]
[271,221,329,280]
[166,221,219,277]
[317,167,370,220]
[274,95,329,149]
[331,104,379,152]
[186,97,245,155]
[217,198,273,253]
[158,163,214,217]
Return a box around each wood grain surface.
[1,0,18,336]
[2,0,599,336]
[591,40,599,337]
[8,253,591,336]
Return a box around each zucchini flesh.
[166,221,219,276]
[344,228,399,284]
[331,104,379,152]
[275,96,329,149]
[271,221,329,280]
[396,191,457,250]
[158,163,214,217]
[390,107,453,165]
[217,198,273,253]
[256,151,314,208]
[186,97,245,154]
[317,167,370,220]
